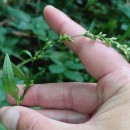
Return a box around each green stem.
[17,59,32,68]
[71,34,84,38]
[17,32,130,105]
[28,61,34,82]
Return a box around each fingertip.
[0,107,7,121]
[1,107,20,130]
[44,5,55,18]
[43,4,73,34]
[0,106,11,122]
[44,5,55,11]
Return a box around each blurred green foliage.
[0,0,130,129]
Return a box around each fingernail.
[1,107,20,130]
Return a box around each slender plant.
[2,31,130,105]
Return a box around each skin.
[1,5,130,130]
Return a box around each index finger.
[44,5,130,79]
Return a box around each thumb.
[0,106,95,130]
[0,106,68,130]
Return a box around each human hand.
[1,5,130,130]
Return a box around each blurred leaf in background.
[0,123,6,130]
[0,78,9,129]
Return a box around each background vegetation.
[0,0,130,129]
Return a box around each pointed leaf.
[7,7,31,22]
[2,54,19,99]
[49,64,65,74]
[64,61,84,70]
[12,63,26,80]
[21,50,32,58]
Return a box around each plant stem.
[71,34,84,38]
[18,59,32,68]
[16,32,130,104]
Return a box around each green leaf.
[86,0,97,8]
[0,123,6,130]
[2,54,19,99]
[0,79,8,107]
[1,37,19,54]
[0,27,7,35]
[64,70,84,82]
[49,51,66,66]
[5,37,19,46]
[7,7,31,30]
[12,63,26,80]
[47,30,58,40]
[21,50,32,58]
[118,4,130,19]
[49,64,65,74]
[30,16,49,41]
[64,61,84,70]
[0,27,6,44]
[7,7,31,22]
[0,70,3,79]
